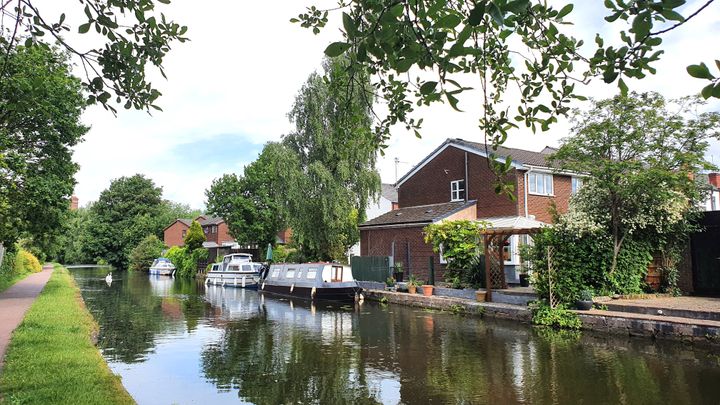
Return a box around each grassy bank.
[0,265,135,404]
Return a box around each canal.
[71,267,720,404]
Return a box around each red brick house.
[163,215,237,261]
[359,138,582,283]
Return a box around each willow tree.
[282,57,381,261]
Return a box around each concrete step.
[576,309,720,329]
[599,301,720,322]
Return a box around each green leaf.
[488,2,504,26]
[618,78,628,96]
[632,13,652,39]
[506,0,530,14]
[395,58,414,73]
[436,14,462,29]
[324,42,351,57]
[390,3,404,18]
[420,81,438,95]
[468,3,486,26]
[78,23,91,34]
[701,84,714,99]
[687,63,714,79]
[446,92,463,112]
[557,4,574,19]
[660,9,684,22]
[713,83,720,98]
[342,12,356,38]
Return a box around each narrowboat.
[149,258,176,276]
[260,263,360,301]
[205,253,264,289]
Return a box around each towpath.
[0,264,54,371]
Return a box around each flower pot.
[519,274,530,287]
[393,272,404,282]
[422,285,434,296]
[408,285,417,294]
[576,300,593,311]
[475,291,487,302]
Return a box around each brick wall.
[164,221,188,247]
[360,226,446,282]
[398,145,518,218]
[516,170,573,223]
[217,222,233,244]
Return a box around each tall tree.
[85,174,164,269]
[295,1,719,194]
[0,45,88,248]
[281,57,380,261]
[205,145,286,249]
[551,92,720,275]
[184,220,205,252]
[1,1,187,112]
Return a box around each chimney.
[709,173,720,188]
[70,195,79,210]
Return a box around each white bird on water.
[105,272,112,286]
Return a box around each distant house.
[359,138,581,283]
[700,172,720,211]
[163,215,238,261]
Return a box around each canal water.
[71,267,720,405]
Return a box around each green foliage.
[205,153,285,248]
[128,235,166,272]
[0,45,88,248]
[424,220,488,288]
[406,274,420,288]
[276,57,381,261]
[184,220,205,252]
[83,174,164,269]
[166,246,208,278]
[1,1,187,113]
[294,1,718,193]
[579,289,593,301]
[385,277,395,287]
[272,245,296,263]
[0,247,41,292]
[530,301,582,330]
[14,249,42,274]
[549,92,717,292]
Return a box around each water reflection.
[71,268,720,405]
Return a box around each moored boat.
[205,253,263,289]
[149,258,176,276]
[260,263,360,301]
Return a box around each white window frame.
[438,243,447,264]
[571,177,583,195]
[528,173,554,196]
[450,179,465,202]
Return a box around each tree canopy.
[0,0,188,113]
[281,57,381,261]
[0,45,88,248]
[184,220,205,252]
[294,1,719,193]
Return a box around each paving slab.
[598,296,720,321]
[0,264,54,371]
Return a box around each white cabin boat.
[205,253,263,289]
[261,263,360,301]
[149,258,176,276]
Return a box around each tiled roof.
[381,183,398,203]
[451,138,555,167]
[199,216,224,226]
[359,200,476,228]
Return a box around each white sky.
[40,1,720,208]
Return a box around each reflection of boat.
[149,258,176,276]
[261,263,360,302]
[205,253,263,289]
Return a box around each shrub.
[15,249,42,274]
[184,220,205,252]
[530,301,582,330]
[128,235,166,272]
[424,220,488,288]
[166,246,208,278]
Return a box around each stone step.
[599,301,720,322]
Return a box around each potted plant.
[576,289,594,310]
[385,277,396,292]
[519,271,530,287]
[407,275,419,294]
[393,261,404,282]
[422,283,434,297]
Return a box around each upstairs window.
[571,177,584,195]
[450,180,466,201]
[529,173,553,196]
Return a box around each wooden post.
[484,235,493,302]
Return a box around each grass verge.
[0,272,32,294]
[0,265,135,405]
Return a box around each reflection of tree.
[201,302,381,404]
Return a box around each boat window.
[307,269,317,279]
[331,266,343,282]
[286,269,296,278]
[271,269,280,278]
[242,264,252,272]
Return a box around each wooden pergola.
[481,227,541,302]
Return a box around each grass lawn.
[0,265,135,405]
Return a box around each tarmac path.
[0,264,54,372]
